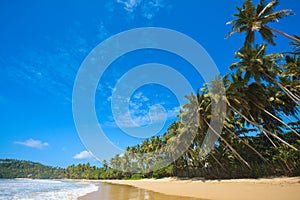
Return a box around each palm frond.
[257,0,278,18]
[289,35,300,53]
[262,9,294,23]
[259,28,276,45]
[256,0,266,15]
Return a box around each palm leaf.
[257,0,278,18]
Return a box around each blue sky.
[0,0,299,168]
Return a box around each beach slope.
[96,177,300,200]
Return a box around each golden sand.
[80,177,300,200]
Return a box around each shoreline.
[80,177,300,200]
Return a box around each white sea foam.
[0,179,98,200]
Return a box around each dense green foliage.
[0,159,111,180]
[0,159,65,179]
[0,159,142,180]
[103,0,300,179]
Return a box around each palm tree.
[226,0,300,46]
[102,160,108,171]
[289,35,300,53]
[103,0,300,179]
[179,80,254,169]
[224,72,298,151]
[231,44,300,106]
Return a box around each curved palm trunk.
[232,100,281,147]
[264,26,300,43]
[204,119,251,168]
[227,99,298,151]
[263,131,278,147]
[210,153,228,172]
[264,73,300,106]
[280,112,297,123]
[282,52,300,55]
[252,102,300,137]
[284,160,292,173]
[230,100,277,147]
[223,125,268,162]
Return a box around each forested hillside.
[0,159,65,179]
[0,159,107,179]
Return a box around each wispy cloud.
[104,106,179,128]
[133,92,149,102]
[117,0,142,12]
[141,0,169,19]
[73,150,94,160]
[96,21,110,41]
[2,23,108,103]
[14,138,49,149]
[106,91,180,128]
[116,0,171,20]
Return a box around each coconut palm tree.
[226,0,300,46]
[289,35,300,53]
[231,44,300,106]
[104,0,300,179]
[224,73,298,150]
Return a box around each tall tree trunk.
[204,119,251,168]
[223,125,268,162]
[252,102,300,137]
[264,26,300,43]
[227,100,298,150]
[264,73,300,106]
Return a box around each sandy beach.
[80,177,300,200]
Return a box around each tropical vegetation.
[102,0,300,179]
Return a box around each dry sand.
[93,177,300,200]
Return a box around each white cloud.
[117,0,142,12]
[96,21,110,41]
[141,0,166,19]
[167,106,181,117]
[107,105,180,128]
[116,0,170,20]
[14,138,49,149]
[106,91,180,128]
[133,91,143,99]
[73,150,94,160]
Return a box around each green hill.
[0,159,65,179]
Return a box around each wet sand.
[80,177,300,200]
[79,181,203,200]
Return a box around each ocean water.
[0,179,98,200]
